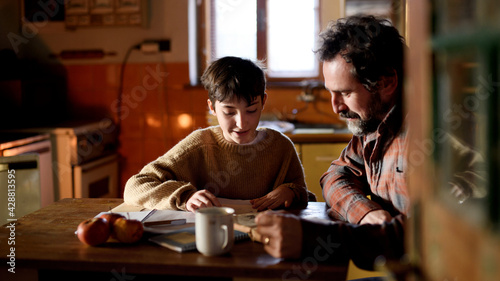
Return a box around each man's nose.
[331,94,347,114]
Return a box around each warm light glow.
[145,114,162,128]
[177,114,193,129]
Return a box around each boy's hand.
[186,190,221,212]
[250,185,295,211]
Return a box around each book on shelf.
[149,226,249,253]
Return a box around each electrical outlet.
[140,39,171,53]
[140,42,159,53]
[158,40,170,52]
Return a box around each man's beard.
[341,93,387,136]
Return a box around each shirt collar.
[364,103,404,143]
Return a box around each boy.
[124,56,310,212]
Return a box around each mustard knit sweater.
[124,126,309,210]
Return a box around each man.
[255,15,407,270]
[319,14,407,225]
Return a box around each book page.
[95,210,154,222]
[140,209,195,234]
[218,198,257,214]
[234,213,257,227]
[111,202,150,212]
[146,209,195,223]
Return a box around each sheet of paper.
[145,222,196,234]
[104,199,257,234]
[94,210,154,222]
[141,209,195,234]
[111,202,150,212]
[218,198,257,214]
[146,209,196,223]
[234,213,257,227]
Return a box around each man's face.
[207,94,267,144]
[323,55,387,136]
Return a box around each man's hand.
[359,209,392,225]
[255,211,302,259]
[250,185,295,211]
[186,190,221,212]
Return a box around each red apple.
[99,212,125,225]
[76,218,110,246]
[99,212,125,235]
[112,218,144,243]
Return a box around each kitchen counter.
[0,132,50,153]
[259,120,352,144]
[285,130,352,143]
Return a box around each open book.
[149,226,249,253]
[217,199,263,243]
[233,212,262,243]
[109,199,262,241]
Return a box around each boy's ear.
[207,99,216,115]
[378,71,398,103]
[261,93,268,109]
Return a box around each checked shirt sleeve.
[300,214,406,270]
[320,137,383,224]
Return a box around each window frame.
[195,0,322,84]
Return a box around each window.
[190,0,321,83]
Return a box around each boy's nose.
[235,113,245,128]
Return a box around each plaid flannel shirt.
[321,105,409,223]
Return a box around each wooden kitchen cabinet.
[299,143,348,202]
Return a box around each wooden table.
[0,198,348,281]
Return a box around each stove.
[8,119,120,200]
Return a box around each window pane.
[267,0,319,77]
[213,0,257,61]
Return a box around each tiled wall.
[65,62,207,194]
[64,62,342,195]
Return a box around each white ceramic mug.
[195,207,235,256]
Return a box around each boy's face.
[208,94,267,144]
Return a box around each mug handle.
[221,224,229,249]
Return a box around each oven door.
[0,154,41,222]
[73,154,119,198]
[1,139,54,207]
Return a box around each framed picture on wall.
[116,0,141,13]
[62,0,147,28]
[65,0,89,15]
[89,0,114,14]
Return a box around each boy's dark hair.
[316,15,405,93]
[201,56,266,106]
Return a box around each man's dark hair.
[201,56,266,106]
[316,15,405,93]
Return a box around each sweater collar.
[212,126,273,151]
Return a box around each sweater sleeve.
[320,137,382,223]
[286,151,309,207]
[123,159,198,211]
[123,132,204,211]
[274,133,309,208]
[300,214,406,271]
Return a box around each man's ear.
[207,99,216,115]
[378,71,398,102]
